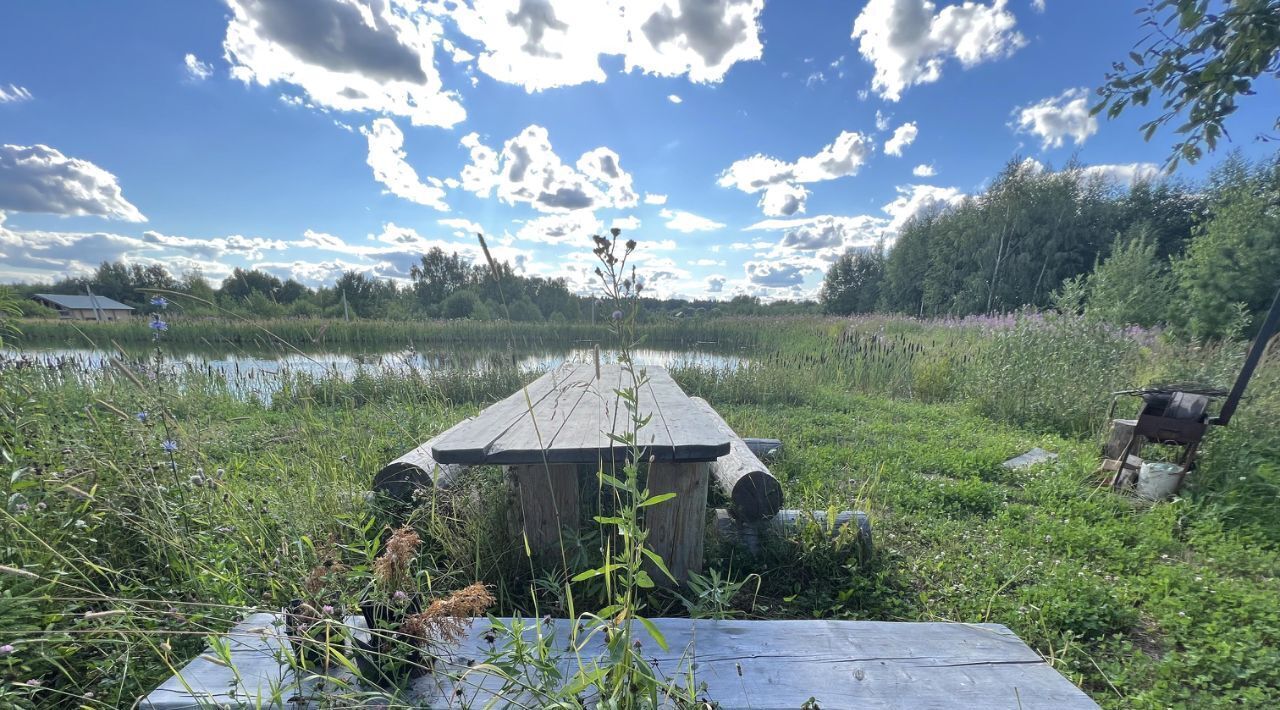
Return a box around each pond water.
[2,344,746,398]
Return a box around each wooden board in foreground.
[141,614,1098,709]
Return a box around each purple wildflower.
[322,605,335,615]
[149,318,168,332]
[162,440,179,453]
[0,644,14,656]
[611,310,623,321]
[150,296,169,309]
[393,590,407,603]
[136,411,148,423]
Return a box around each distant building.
[32,293,135,321]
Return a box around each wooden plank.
[143,616,1099,709]
[550,362,627,467]
[485,365,597,463]
[637,367,729,461]
[508,464,579,556]
[431,363,583,464]
[644,461,709,585]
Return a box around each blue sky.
[2,0,1276,300]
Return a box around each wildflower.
[162,440,179,453]
[393,590,408,603]
[611,310,623,321]
[150,296,169,309]
[0,644,13,656]
[25,679,41,687]
[149,317,168,332]
[160,640,172,653]
[322,605,335,615]
[188,475,204,486]
[136,411,149,423]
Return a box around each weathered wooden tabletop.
[141,613,1100,709]
[430,362,732,465]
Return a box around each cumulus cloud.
[644,192,668,205]
[1081,162,1161,185]
[448,0,764,91]
[222,0,465,127]
[0,84,32,103]
[852,0,1026,101]
[516,210,604,245]
[362,118,449,210]
[0,144,146,222]
[912,163,936,177]
[718,130,875,216]
[882,183,965,229]
[457,125,637,213]
[743,258,819,288]
[660,208,725,233]
[705,274,726,293]
[438,217,484,236]
[884,122,918,156]
[1013,87,1097,149]
[612,215,642,230]
[184,53,214,81]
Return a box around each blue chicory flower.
[136,411,148,423]
[162,440,179,453]
[150,296,169,309]
[149,318,168,332]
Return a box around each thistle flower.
[162,440,179,453]
[321,605,335,615]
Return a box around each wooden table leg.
[644,462,709,585]
[507,464,579,557]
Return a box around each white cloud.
[660,208,725,233]
[361,118,449,211]
[667,94,682,104]
[743,257,821,288]
[718,130,875,216]
[222,0,465,127]
[447,0,765,92]
[1081,162,1161,185]
[438,217,485,236]
[852,0,1026,101]
[184,53,214,81]
[884,122,918,157]
[912,163,936,177]
[882,184,965,229]
[1032,0,1046,11]
[516,211,604,245]
[874,109,891,131]
[691,258,725,267]
[705,275,726,293]
[0,84,32,104]
[1013,87,1097,149]
[0,144,146,222]
[643,192,668,205]
[457,125,637,213]
[758,183,809,218]
[612,215,642,231]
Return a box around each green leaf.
[641,547,676,583]
[634,570,655,588]
[638,616,670,651]
[637,492,677,507]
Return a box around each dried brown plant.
[401,583,495,646]
[373,525,421,590]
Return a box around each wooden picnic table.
[429,362,732,583]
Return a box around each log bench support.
[508,464,580,556]
[644,462,710,585]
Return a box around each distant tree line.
[820,150,1280,339]
[9,245,814,323]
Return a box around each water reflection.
[3,344,745,397]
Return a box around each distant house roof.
[33,293,135,311]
